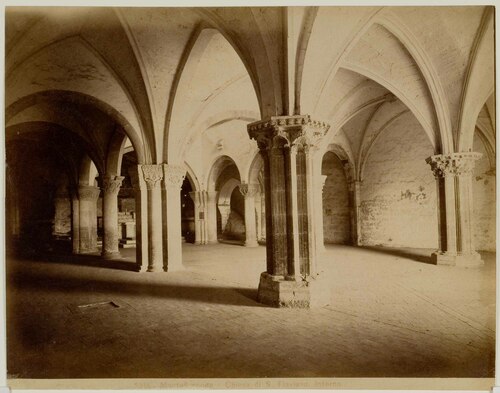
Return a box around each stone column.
[218,203,231,233]
[206,191,218,243]
[71,194,80,254]
[101,175,124,259]
[130,166,148,272]
[248,115,330,308]
[349,179,362,246]
[239,183,259,247]
[315,174,328,253]
[426,152,483,267]
[140,164,164,272]
[78,185,100,253]
[162,164,186,271]
[189,191,208,245]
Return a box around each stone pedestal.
[162,164,186,271]
[248,115,330,308]
[426,152,483,267]
[101,175,124,259]
[78,185,100,254]
[240,183,259,247]
[257,272,330,308]
[120,221,136,248]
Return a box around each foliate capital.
[426,152,482,178]
[239,183,259,198]
[140,164,163,190]
[247,115,330,151]
[78,185,101,201]
[102,175,124,195]
[163,164,186,189]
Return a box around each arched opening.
[321,151,352,245]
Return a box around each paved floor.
[5,243,496,379]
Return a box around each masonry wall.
[322,153,351,244]
[473,133,496,252]
[359,114,438,248]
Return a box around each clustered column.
[239,183,259,247]
[101,175,124,259]
[426,152,483,267]
[248,115,330,308]
[78,185,100,253]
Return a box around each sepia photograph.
[1,2,497,391]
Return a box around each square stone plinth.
[431,251,483,268]
[257,272,331,308]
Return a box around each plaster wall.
[359,113,438,248]
[472,133,496,251]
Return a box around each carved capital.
[239,183,259,198]
[102,175,124,195]
[78,185,101,202]
[140,164,163,190]
[426,152,482,178]
[247,115,330,151]
[163,164,186,189]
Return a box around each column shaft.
[206,191,218,243]
[78,185,100,253]
[163,164,186,271]
[141,165,164,272]
[71,196,80,254]
[101,175,124,259]
[239,183,259,248]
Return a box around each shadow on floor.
[13,251,138,272]
[7,263,263,308]
[359,246,434,264]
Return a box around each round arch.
[206,155,242,191]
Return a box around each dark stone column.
[248,115,330,308]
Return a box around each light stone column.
[349,179,362,246]
[239,183,259,247]
[426,152,483,267]
[315,174,328,253]
[71,194,80,254]
[101,175,124,259]
[206,191,218,243]
[78,185,100,253]
[254,190,262,242]
[140,164,164,272]
[248,115,330,308]
[162,164,186,271]
[129,166,148,272]
[189,191,208,245]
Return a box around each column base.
[78,248,98,254]
[244,240,259,247]
[431,251,483,267]
[101,251,122,260]
[135,264,148,273]
[147,265,165,273]
[257,272,330,308]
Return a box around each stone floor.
[5,243,496,380]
